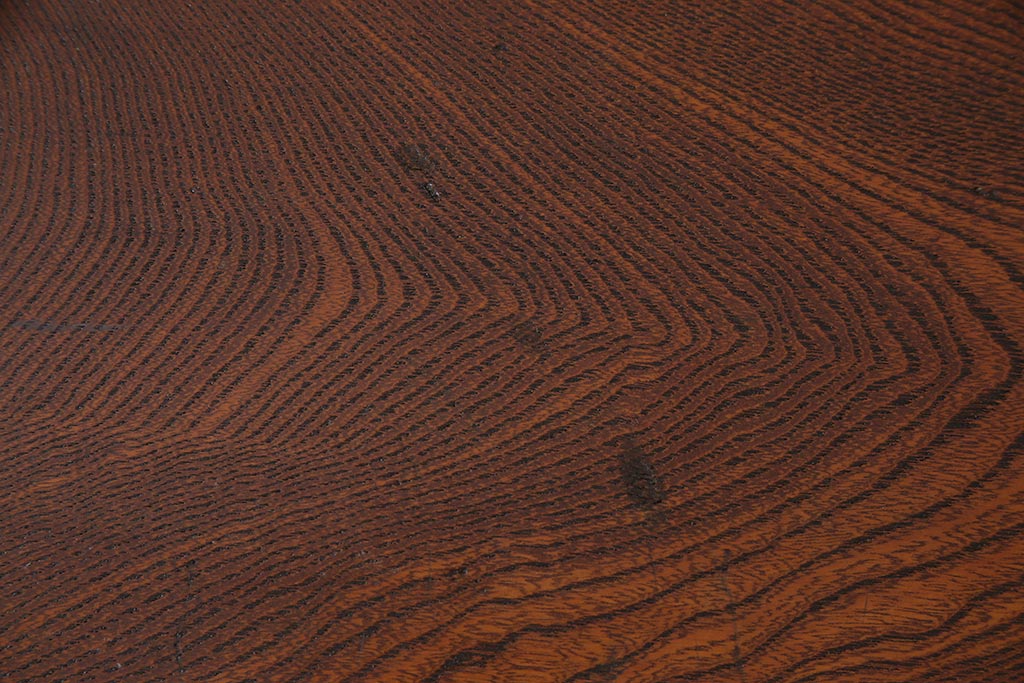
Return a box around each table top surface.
[1,1,1022,681]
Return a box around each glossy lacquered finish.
[1,0,1022,680]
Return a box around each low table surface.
[1,1,1022,681]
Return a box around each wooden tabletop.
[1,1,1022,681]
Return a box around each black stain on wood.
[422,181,441,201]
[618,446,664,506]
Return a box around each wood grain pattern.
[1,0,1022,681]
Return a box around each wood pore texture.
[1,0,1022,681]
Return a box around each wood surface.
[1,0,1023,681]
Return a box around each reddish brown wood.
[1,0,1022,681]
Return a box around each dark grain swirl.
[1,0,1021,681]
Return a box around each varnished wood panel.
[1,0,1022,680]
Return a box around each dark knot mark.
[618,446,664,507]
[395,143,437,173]
[509,319,546,353]
[396,143,445,200]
